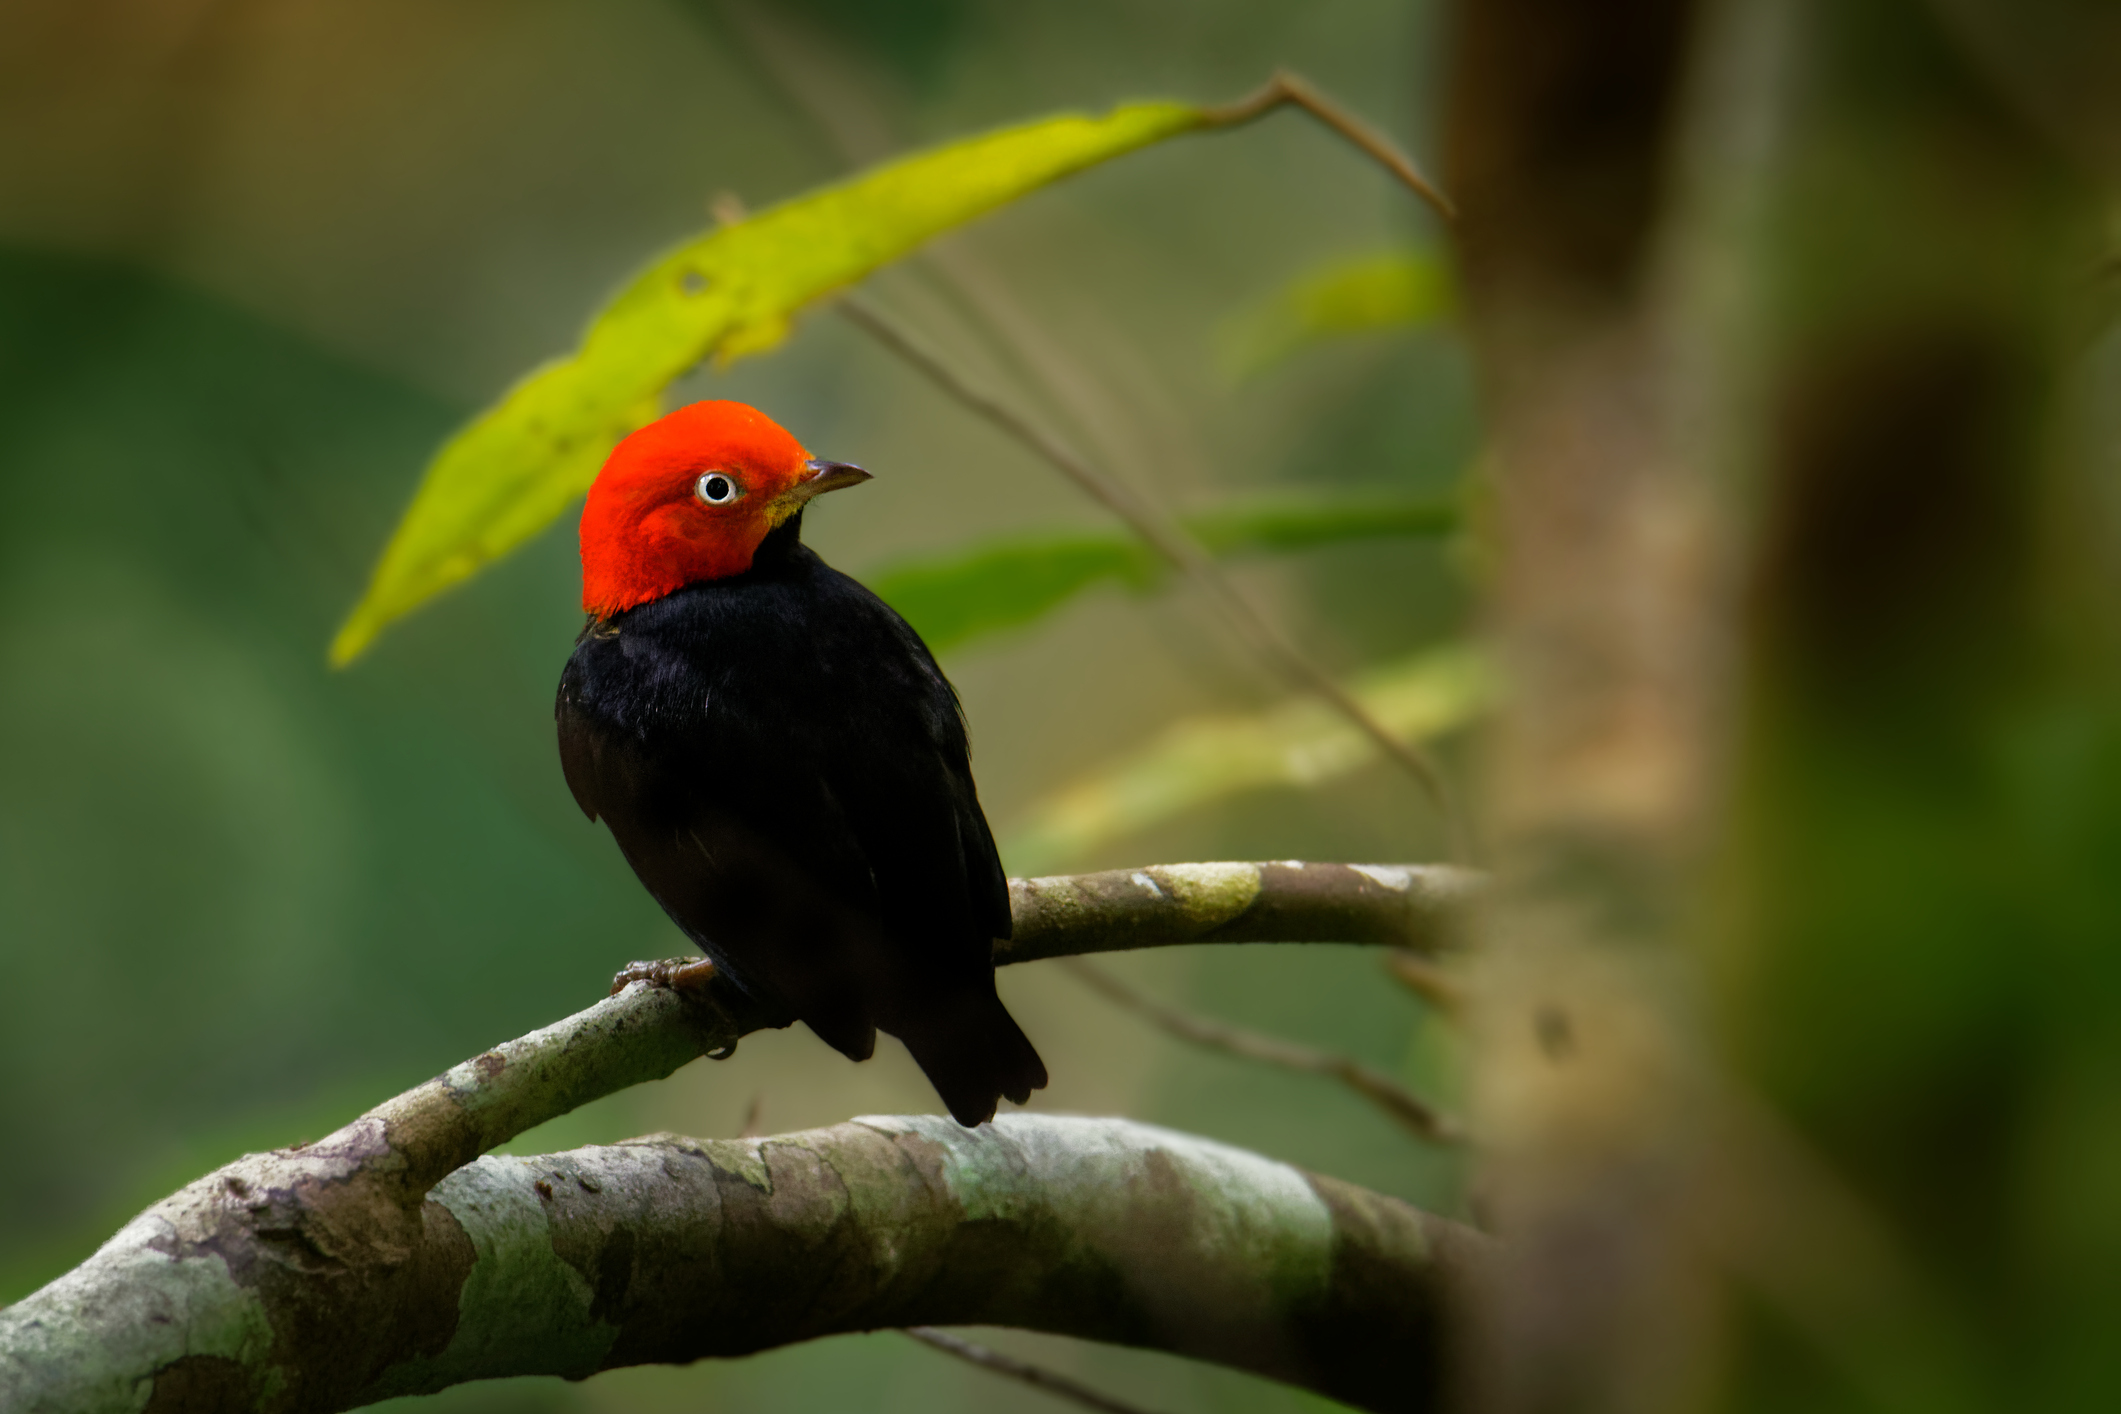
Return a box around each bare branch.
[838,293,1472,860]
[721,15,1453,226]
[2,1116,1489,1414]
[905,1327,1166,1414]
[1062,959,1463,1145]
[1001,860,1479,964]
[233,860,1475,1216]
[1385,949,1467,1017]
[1199,70,1459,223]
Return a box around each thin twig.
[1385,948,1467,1017]
[838,293,1472,863]
[1061,958,1464,1144]
[904,1327,1167,1414]
[1199,69,1458,223]
[728,2,1454,226]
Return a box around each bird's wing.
[556,682,609,823]
[811,574,1013,962]
[558,640,895,1059]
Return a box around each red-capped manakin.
[556,400,1047,1126]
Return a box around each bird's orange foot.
[610,956,719,997]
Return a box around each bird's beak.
[795,458,872,502]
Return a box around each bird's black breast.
[555,537,1011,1041]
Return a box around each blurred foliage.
[1714,2,2121,1408]
[331,98,1226,666]
[1219,248,1452,380]
[874,490,1459,654]
[779,0,968,86]
[1004,643,1489,874]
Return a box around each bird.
[555,399,1047,1126]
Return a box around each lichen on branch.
[2,1117,1486,1414]
[0,860,1479,1413]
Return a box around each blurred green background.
[0,2,1469,1411]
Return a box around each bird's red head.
[579,400,870,617]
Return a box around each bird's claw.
[610,956,719,997]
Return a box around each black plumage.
[556,513,1047,1125]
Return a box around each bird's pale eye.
[695,472,742,506]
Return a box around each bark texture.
[0,861,1478,1413]
[240,858,1469,1229]
[1000,859,1479,963]
[0,1116,1488,1414]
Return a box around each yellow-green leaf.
[1001,642,1493,873]
[1219,248,1453,381]
[330,100,1211,665]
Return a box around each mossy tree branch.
[2,1117,1486,1414]
[0,861,1480,1414]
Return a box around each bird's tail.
[891,978,1048,1128]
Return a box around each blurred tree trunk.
[1443,0,1724,1409]
[1442,0,2117,1409]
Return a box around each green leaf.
[1000,642,1494,874]
[871,536,1162,658]
[867,491,1460,656]
[1219,248,1453,380]
[330,100,1212,665]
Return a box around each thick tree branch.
[264,860,1474,1219]
[1,1116,1488,1414]
[0,861,1479,1412]
[1001,860,1478,963]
